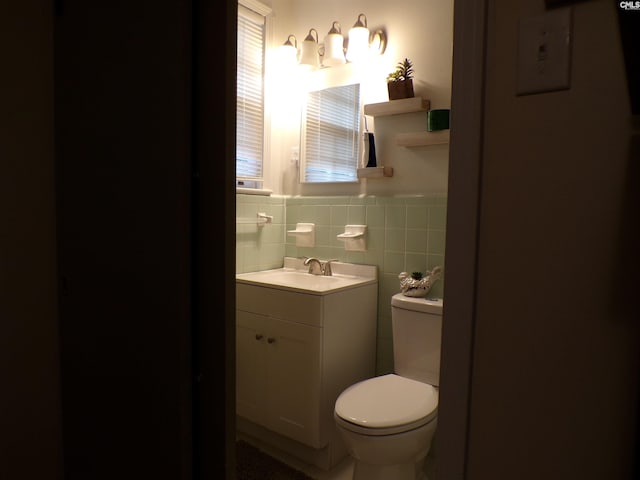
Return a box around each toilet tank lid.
[335,374,438,429]
[392,293,443,314]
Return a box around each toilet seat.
[335,374,438,436]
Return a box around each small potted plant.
[398,267,443,297]
[387,58,415,100]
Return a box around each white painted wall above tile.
[264,0,454,197]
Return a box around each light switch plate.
[516,7,573,96]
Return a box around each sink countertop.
[236,257,377,295]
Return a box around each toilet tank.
[391,293,443,386]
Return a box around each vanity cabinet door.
[236,311,323,448]
[236,311,268,425]
[265,317,322,448]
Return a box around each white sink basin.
[236,257,377,294]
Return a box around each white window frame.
[236,0,272,192]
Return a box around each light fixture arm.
[328,21,342,35]
[352,13,367,29]
[283,34,297,48]
[304,28,319,43]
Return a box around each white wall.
[263,0,454,196]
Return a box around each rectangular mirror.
[299,83,361,183]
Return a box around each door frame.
[213,0,490,478]
[436,0,488,478]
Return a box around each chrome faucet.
[322,259,337,276]
[304,257,323,275]
[303,257,338,276]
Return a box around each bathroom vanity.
[235,257,378,469]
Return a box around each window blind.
[302,84,361,183]
[236,4,265,184]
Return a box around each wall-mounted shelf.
[361,97,447,172]
[363,97,431,117]
[337,225,367,251]
[357,166,394,179]
[396,130,450,147]
[287,223,315,247]
[236,212,274,226]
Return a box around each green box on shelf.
[427,109,450,131]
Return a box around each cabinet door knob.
[255,334,264,340]
[267,337,276,344]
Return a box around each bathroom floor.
[236,435,354,480]
[236,434,436,480]
[277,453,354,480]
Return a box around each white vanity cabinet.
[236,310,322,446]
[235,262,378,452]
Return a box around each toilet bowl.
[334,374,438,480]
[334,294,443,480]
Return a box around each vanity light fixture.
[299,28,320,70]
[322,21,346,67]
[280,34,298,67]
[346,14,387,63]
[346,13,370,62]
[285,16,386,71]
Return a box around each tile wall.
[236,194,287,272]
[236,193,447,374]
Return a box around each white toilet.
[334,293,443,480]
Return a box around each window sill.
[236,187,272,196]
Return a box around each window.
[236,1,269,189]
[300,83,361,183]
